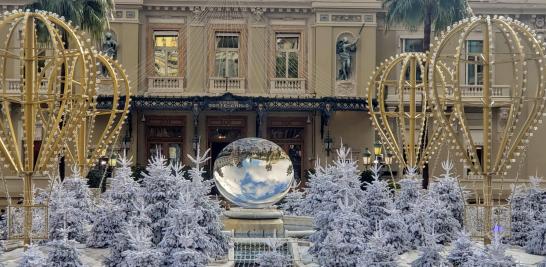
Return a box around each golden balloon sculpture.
[428,16,546,243]
[0,10,131,244]
[366,52,443,172]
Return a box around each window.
[275,34,300,78]
[466,40,483,85]
[402,38,424,53]
[214,33,240,77]
[153,31,179,77]
[401,38,424,81]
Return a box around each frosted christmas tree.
[359,228,398,267]
[121,220,163,267]
[394,172,422,214]
[141,152,186,244]
[429,159,465,226]
[280,180,305,216]
[421,192,461,244]
[18,245,46,267]
[483,225,517,266]
[255,238,290,267]
[411,228,449,267]
[380,208,410,253]
[509,184,533,246]
[311,193,369,266]
[447,230,477,266]
[525,211,546,255]
[158,188,210,267]
[86,199,121,248]
[362,163,394,231]
[46,226,83,267]
[186,146,229,259]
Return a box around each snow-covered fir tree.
[447,230,477,267]
[255,239,290,267]
[429,159,465,226]
[509,184,533,246]
[46,226,83,267]
[380,208,410,253]
[299,143,365,218]
[158,188,210,267]
[0,211,6,240]
[104,154,142,221]
[525,211,546,255]
[18,244,46,267]
[359,228,398,267]
[538,258,546,267]
[362,163,394,232]
[411,229,449,267]
[280,180,305,216]
[121,220,163,267]
[422,192,461,244]
[185,146,229,259]
[141,152,185,244]
[86,199,121,248]
[394,175,422,214]
[483,225,517,266]
[104,197,151,267]
[311,193,369,266]
[48,173,94,243]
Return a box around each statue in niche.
[101,32,118,76]
[336,34,359,81]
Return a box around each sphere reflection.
[213,138,294,208]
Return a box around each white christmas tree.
[280,180,305,216]
[255,238,290,267]
[359,228,398,267]
[104,197,152,267]
[411,228,449,267]
[158,188,210,267]
[483,225,517,266]
[121,220,163,267]
[429,159,466,226]
[18,244,46,267]
[509,182,538,246]
[86,199,121,248]
[186,146,229,259]
[0,210,6,240]
[46,224,84,267]
[380,208,410,253]
[447,230,478,266]
[362,162,394,231]
[141,152,186,244]
[394,176,422,214]
[311,192,369,266]
[525,211,546,255]
[422,192,461,244]
[48,172,93,243]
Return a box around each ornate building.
[1,0,546,201]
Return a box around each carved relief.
[335,80,357,96]
[251,7,265,22]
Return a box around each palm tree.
[27,0,114,43]
[383,0,471,52]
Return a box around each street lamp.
[324,131,333,157]
[192,135,200,153]
[362,148,372,167]
[108,155,117,167]
[373,141,383,157]
[384,152,393,166]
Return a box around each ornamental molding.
[316,13,375,26]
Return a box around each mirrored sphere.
[213,138,294,208]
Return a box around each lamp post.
[361,147,372,168]
[373,141,382,163]
[192,135,200,155]
[324,131,333,157]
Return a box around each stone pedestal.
[223,208,284,237]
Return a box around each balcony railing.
[270,78,306,95]
[0,78,47,94]
[209,77,245,94]
[385,84,511,105]
[147,77,184,94]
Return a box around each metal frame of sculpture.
[0,10,131,245]
[428,16,546,244]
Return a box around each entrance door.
[146,116,185,164]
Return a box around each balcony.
[270,78,306,95]
[384,84,511,105]
[0,78,47,94]
[147,77,184,95]
[209,77,245,94]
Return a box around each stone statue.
[336,36,359,80]
[101,32,118,76]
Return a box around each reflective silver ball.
[213,138,294,208]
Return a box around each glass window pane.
[155,35,178,48]
[467,64,476,84]
[215,52,227,77]
[403,39,424,52]
[154,50,166,76]
[226,51,239,77]
[277,36,299,50]
[276,52,287,78]
[468,40,483,53]
[167,50,178,77]
[216,35,239,48]
[288,52,298,78]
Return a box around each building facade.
[2,0,546,201]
